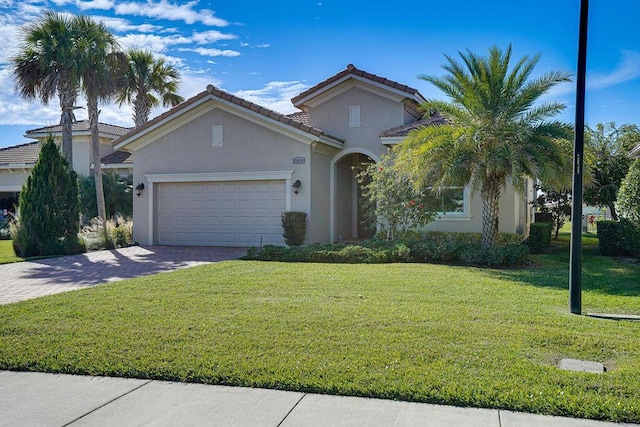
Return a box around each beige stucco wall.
[307,84,405,160]
[130,103,316,244]
[308,147,339,243]
[33,134,117,177]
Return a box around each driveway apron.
[0,246,247,305]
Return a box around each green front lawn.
[0,240,23,264]
[1,234,640,422]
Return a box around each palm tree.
[116,49,184,127]
[73,15,125,234]
[395,45,572,248]
[11,11,79,165]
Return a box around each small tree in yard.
[12,135,83,257]
[395,45,572,248]
[617,158,640,225]
[357,155,438,240]
[531,184,571,240]
[584,123,639,220]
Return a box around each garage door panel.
[222,200,236,209]
[254,216,271,226]
[156,180,287,247]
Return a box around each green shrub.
[243,232,527,266]
[598,219,640,257]
[459,245,529,266]
[281,211,307,246]
[618,218,640,257]
[526,222,553,254]
[617,158,640,225]
[597,220,621,256]
[112,226,131,248]
[12,135,83,257]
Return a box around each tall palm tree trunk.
[481,180,501,249]
[133,93,151,127]
[59,80,76,166]
[87,94,107,237]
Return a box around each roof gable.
[292,64,426,110]
[113,85,344,152]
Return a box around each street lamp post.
[569,0,589,315]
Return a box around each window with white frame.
[349,105,361,127]
[212,125,223,147]
[437,187,465,214]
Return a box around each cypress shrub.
[11,135,83,257]
[281,211,307,246]
[527,222,553,254]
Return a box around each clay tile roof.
[0,141,42,165]
[379,114,449,138]
[113,85,344,148]
[291,64,420,106]
[25,120,132,137]
[101,150,133,165]
[286,111,310,126]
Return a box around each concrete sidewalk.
[1,371,636,427]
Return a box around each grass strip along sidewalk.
[1,234,639,423]
[0,240,23,264]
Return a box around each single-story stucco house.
[110,64,533,247]
[0,120,133,213]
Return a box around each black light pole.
[569,0,589,315]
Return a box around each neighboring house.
[631,144,640,158]
[113,64,532,247]
[0,120,133,210]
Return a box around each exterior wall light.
[292,179,301,195]
[135,183,145,197]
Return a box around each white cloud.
[0,66,63,125]
[94,16,163,33]
[240,42,249,47]
[234,81,309,114]
[191,30,237,44]
[116,33,190,53]
[75,0,114,10]
[545,50,640,100]
[589,50,640,90]
[115,0,228,27]
[0,20,23,64]
[178,47,240,57]
[255,43,270,48]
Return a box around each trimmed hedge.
[597,221,620,256]
[527,222,553,254]
[598,219,640,257]
[243,232,528,267]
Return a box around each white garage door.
[156,180,286,247]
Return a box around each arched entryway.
[330,149,379,243]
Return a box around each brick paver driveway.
[0,246,247,305]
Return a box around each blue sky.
[0,0,639,149]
